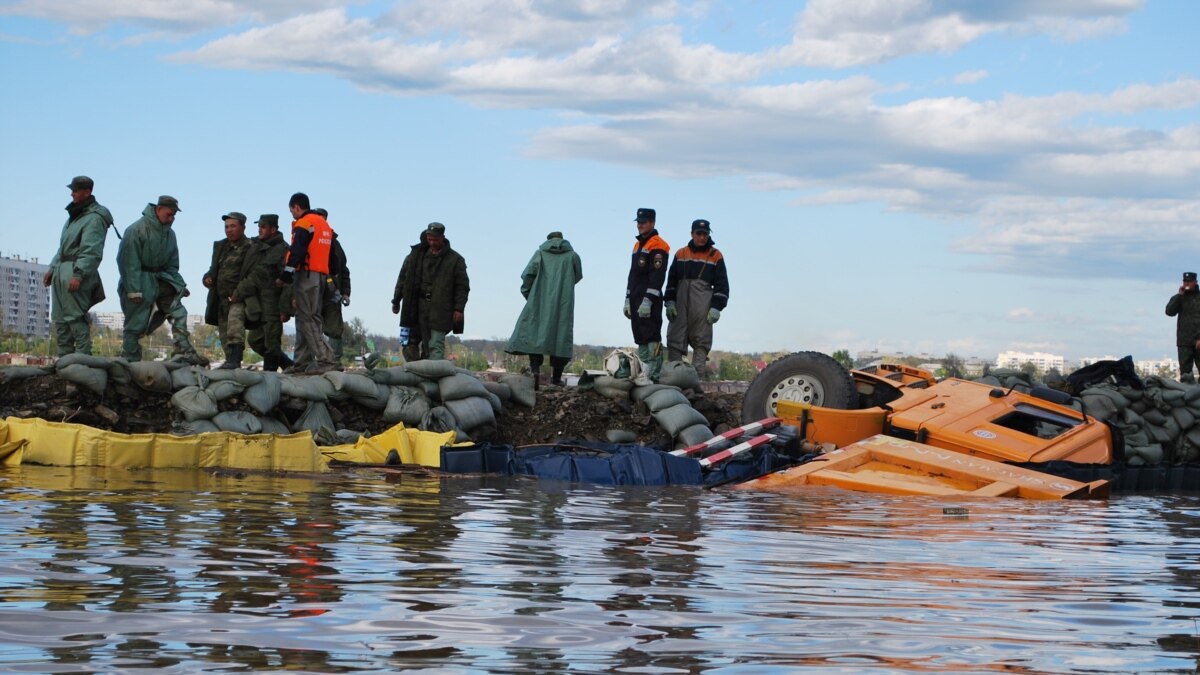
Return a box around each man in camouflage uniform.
[392,222,469,361]
[1166,271,1200,383]
[246,214,291,372]
[203,212,259,369]
[44,176,112,356]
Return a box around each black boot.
[529,355,544,391]
[262,354,277,373]
[278,353,294,372]
[218,344,243,370]
[550,356,569,387]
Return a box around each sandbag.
[105,358,133,386]
[335,429,364,445]
[606,429,638,444]
[1171,407,1195,430]
[0,366,52,383]
[439,373,490,401]
[200,369,240,382]
[56,363,107,396]
[280,375,335,402]
[419,380,441,401]
[171,386,219,421]
[593,375,634,400]
[444,396,496,432]
[645,387,689,413]
[367,366,425,387]
[1081,387,1129,412]
[484,391,503,415]
[499,374,536,408]
[1142,409,1168,426]
[324,371,378,398]
[383,387,432,425]
[258,416,291,435]
[653,402,709,437]
[482,380,512,402]
[55,353,111,369]
[1128,443,1164,465]
[243,374,282,415]
[404,359,457,379]
[212,411,263,435]
[657,361,701,390]
[292,401,335,437]
[1185,386,1200,403]
[1079,394,1117,422]
[207,380,246,403]
[172,419,220,435]
[420,406,457,433]
[352,382,392,412]
[1162,389,1186,406]
[631,383,677,403]
[232,369,264,386]
[676,423,715,447]
[170,367,199,390]
[128,361,172,393]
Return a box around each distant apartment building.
[996,350,1065,373]
[91,312,124,332]
[1135,357,1179,378]
[0,254,50,338]
[962,358,989,377]
[854,349,939,367]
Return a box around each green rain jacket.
[117,204,187,312]
[505,236,583,359]
[49,196,112,321]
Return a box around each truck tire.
[741,351,857,424]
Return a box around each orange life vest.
[291,213,333,274]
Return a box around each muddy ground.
[0,374,743,447]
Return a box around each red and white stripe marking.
[698,433,777,468]
[671,417,781,457]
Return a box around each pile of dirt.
[494,385,742,447]
[0,373,744,447]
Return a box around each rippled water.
[0,466,1197,673]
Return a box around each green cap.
[157,195,181,212]
[67,176,94,191]
[426,222,446,236]
[255,214,279,228]
[547,231,563,240]
[221,211,247,225]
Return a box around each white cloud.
[953,69,988,84]
[0,0,351,33]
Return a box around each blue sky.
[1,0,1197,363]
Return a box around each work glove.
[278,267,295,284]
[637,297,652,319]
[341,295,350,307]
[707,308,721,324]
[623,299,632,319]
[665,301,677,321]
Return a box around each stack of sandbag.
[630,382,715,448]
[1078,376,1200,465]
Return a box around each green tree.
[831,349,854,370]
[1019,361,1039,380]
[940,352,964,379]
[717,353,758,381]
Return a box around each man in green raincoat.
[117,195,203,363]
[44,176,112,356]
[505,231,583,387]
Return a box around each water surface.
[0,466,1197,673]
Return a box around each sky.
[1,0,1197,364]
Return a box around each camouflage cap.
[221,211,247,225]
[255,214,280,228]
[67,175,94,191]
[157,195,181,212]
[426,222,446,236]
[547,231,563,240]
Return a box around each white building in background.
[1135,357,1180,378]
[0,254,50,338]
[1078,355,1121,368]
[91,312,124,332]
[996,350,1065,373]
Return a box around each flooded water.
[0,466,1197,674]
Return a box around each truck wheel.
[741,351,857,423]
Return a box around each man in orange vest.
[624,207,670,380]
[277,192,338,374]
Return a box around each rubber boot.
[550,356,569,387]
[646,342,664,382]
[529,354,544,390]
[218,344,243,370]
[262,354,277,373]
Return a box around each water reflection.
[0,466,1197,673]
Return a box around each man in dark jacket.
[314,208,351,363]
[391,222,469,361]
[246,214,291,372]
[203,212,258,369]
[624,208,670,380]
[1166,271,1200,382]
[45,176,112,356]
[665,218,730,377]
